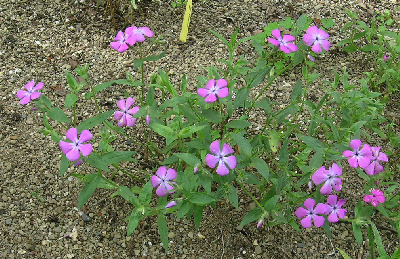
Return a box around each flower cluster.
[296,139,389,228]
[267,26,331,56]
[110,26,154,53]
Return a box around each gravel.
[1,0,399,258]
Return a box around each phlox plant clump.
[16,14,399,257]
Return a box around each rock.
[255,245,262,254]
[168,232,175,239]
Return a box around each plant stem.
[236,179,264,210]
[73,102,77,127]
[367,225,376,259]
[139,43,145,106]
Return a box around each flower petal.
[127,106,139,115]
[303,33,315,46]
[110,41,121,51]
[66,128,78,142]
[156,182,170,197]
[125,97,135,109]
[313,215,325,227]
[156,166,167,179]
[209,140,220,155]
[216,160,230,176]
[331,163,342,176]
[125,116,136,127]
[312,166,327,185]
[165,201,177,208]
[320,182,333,195]
[25,80,35,91]
[114,31,124,41]
[221,143,234,155]
[205,79,215,90]
[216,87,229,99]
[224,155,236,169]
[377,152,388,162]
[350,139,362,150]
[342,150,354,158]
[79,143,93,156]
[19,96,31,105]
[358,155,371,169]
[30,92,41,100]
[280,45,291,54]
[165,168,177,181]
[347,157,358,168]
[79,130,92,143]
[114,111,124,120]
[205,154,219,169]
[117,43,129,53]
[197,88,209,97]
[33,82,44,91]
[268,38,280,47]
[363,195,373,203]
[59,140,73,154]
[138,27,154,37]
[317,29,329,40]
[271,29,281,40]
[117,99,126,110]
[315,203,331,215]
[320,39,331,51]
[204,93,217,103]
[295,207,308,219]
[364,162,375,175]
[286,43,298,52]
[336,199,346,208]
[216,78,228,88]
[151,175,162,187]
[17,90,27,99]
[300,216,313,228]
[66,149,81,161]
[326,195,338,206]
[337,208,347,219]
[311,43,322,53]
[328,212,339,223]
[303,198,315,210]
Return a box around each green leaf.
[65,93,78,108]
[179,125,206,138]
[310,150,324,169]
[263,22,279,35]
[290,80,303,103]
[66,72,79,92]
[189,192,215,205]
[139,181,153,204]
[337,248,352,259]
[60,154,69,176]
[296,14,309,31]
[234,87,250,109]
[127,209,143,236]
[293,50,305,66]
[370,221,388,257]
[279,139,289,165]
[157,214,169,252]
[92,79,141,95]
[210,29,229,46]
[151,123,178,145]
[298,135,324,151]
[202,109,222,123]
[239,207,263,227]
[251,158,270,180]
[321,18,335,28]
[360,44,379,52]
[255,98,272,114]
[246,67,269,89]
[193,205,204,229]
[87,154,110,172]
[174,153,200,167]
[177,200,192,219]
[111,186,139,206]
[48,107,71,123]
[78,174,101,209]
[133,51,167,69]
[352,222,363,245]
[227,185,239,208]
[158,69,178,97]
[226,119,251,129]
[100,151,136,165]
[269,130,280,153]
[77,110,114,132]
[231,133,252,157]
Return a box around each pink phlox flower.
[165,201,177,209]
[268,29,298,54]
[114,97,139,127]
[256,220,263,228]
[145,115,151,125]
[59,128,93,161]
[17,81,43,105]
[295,198,330,228]
[312,163,343,195]
[130,26,154,42]
[342,139,372,169]
[365,147,388,175]
[363,189,385,207]
[197,79,229,103]
[303,26,331,53]
[326,195,347,223]
[110,27,137,52]
[205,140,237,176]
[151,166,177,197]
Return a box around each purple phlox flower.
[342,139,372,169]
[365,147,388,175]
[256,220,263,228]
[151,166,177,197]
[268,29,298,54]
[307,54,315,62]
[303,26,331,53]
[383,55,389,62]
[326,195,347,223]
[363,189,385,207]
[59,128,93,161]
[295,198,330,228]
[114,97,139,127]
[130,26,154,42]
[110,27,137,53]
[197,79,229,103]
[165,201,177,209]
[145,115,151,125]
[205,140,237,176]
[17,81,43,105]
[312,163,343,195]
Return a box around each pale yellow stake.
[179,0,193,42]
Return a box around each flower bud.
[256,220,263,228]
[145,115,151,125]
[165,201,177,209]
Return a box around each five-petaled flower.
[151,166,177,197]
[325,195,347,223]
[268,29,298,54]
[303,26,331,53]
[59,128,93,161]
[205,140,236,176]
[365,147,388,175]
[312,163,343,195]
[130,26,154,42]
[114,97,140,127]
[197,79,229,103]
[342,139,372,169]
[295,198,330,228]
[17,81,43,105]
[110,27,137,53]
[363,189,385,207]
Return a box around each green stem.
[139,43,145,106]
[73,102,77,127]
[367,225,376,259]
[236,179,263,210]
